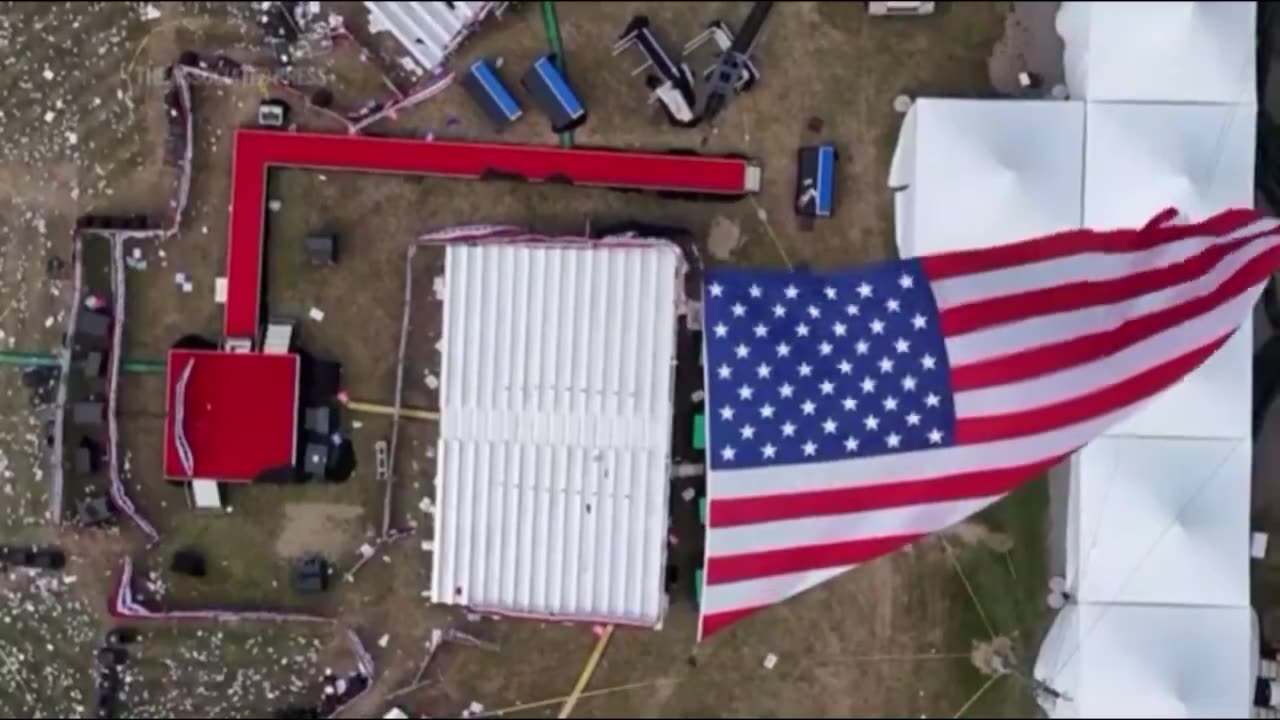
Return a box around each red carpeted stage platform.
[223,129,759,341]
[164,349,300,482]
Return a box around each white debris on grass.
[308,307,325,322]
[377,634,390,648]
[0,571,98,716]
[418,496,434,515]
[762,652,778,670]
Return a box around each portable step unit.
[463,58,522,129]
[521,54,587,133]
[261,318,296,355]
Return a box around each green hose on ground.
[540,0,573,148]
[0,350,165,373]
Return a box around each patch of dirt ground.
[275,502,367,559]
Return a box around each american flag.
[698,207,1280,638]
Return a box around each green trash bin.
[693,412,706,451]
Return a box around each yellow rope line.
[343,399,439,421]
[558,625,614,718]
[940,537,996,640]
[475,679,664,718]
[749,196,793,269]
[951,673,1002,718]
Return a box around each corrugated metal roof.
[432,242,682,627]
[365,1,494,74]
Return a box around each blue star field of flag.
[702,258,957,470]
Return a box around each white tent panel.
[888,98,1085,257]
[1083,102,1257,230]
[1083,101,1257,440]
[1056,1,1257,104]
[1035,604,1255,719]
[1068,436,1250,607]
[433,242,681,627]
[1104,318,1254,440]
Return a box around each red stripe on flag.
[709,458,1057,527]
[950,243,1280,390]
[939,235,1260,336]
[701,604,765,637]
[705,534,921,585]
[954,335,1230,443]
[921,208,1260,281]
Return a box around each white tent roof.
[432,241,681,627]
[1035,604,1256,719]
[1083,102,1257,230]
[1066,436,1250,607]
[1056,1,1257,105]
[1082,101,1257,439]
[888,98,1084,257]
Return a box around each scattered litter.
[141,3,162,20]
[132,247,143,260]
[309,307,326,322]
[432,275,446,300]
[465,612,482,623]
[352,420,364,429]
[268,199,283,212]
[1254,532,1270,559]
[44,317,54,328]
[42,68,54,81]
[175,272,188,285]
[381,555,391,563]
[762,652,778,670]
[420,540,434,552]
[469,701,485,714]
[418,497,435,514]
[181,282,193,294]
[42,110,56,123]
[377,634,390,648]
[214,277,228,304]
[423,372,439,390]
[691,389,705,403]
[358,543,375,559]
[681,487,696,502]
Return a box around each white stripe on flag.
[941,233,1278,366]
[702,566,849,622]
[707,403,1132,501]
[930,217,1280,309]
[707,496,995,557]
[952,287,1260,417]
